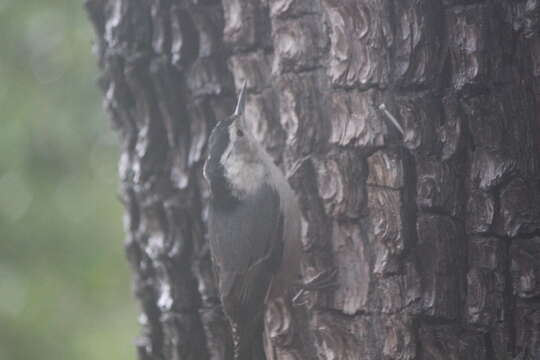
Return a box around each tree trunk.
[86,0,540,359]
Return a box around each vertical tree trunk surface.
[86,0,540,359]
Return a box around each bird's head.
[204,81,266,202]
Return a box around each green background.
[0,1,138,359]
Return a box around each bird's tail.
[232,316,266,360]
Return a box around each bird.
[203,81,302,360]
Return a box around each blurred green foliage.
[0,1,138,359]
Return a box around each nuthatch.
[204,81,302,360]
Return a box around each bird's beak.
[233,80,247,117]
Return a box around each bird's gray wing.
[208,183,284,317]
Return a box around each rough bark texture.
[86,0,540,359]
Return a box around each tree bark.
[86,0,540,359]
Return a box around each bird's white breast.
[222,152,267,196]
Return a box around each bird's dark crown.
[205,80,249,208]
[205,116,240,207]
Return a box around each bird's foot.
[291,268,338,307]
[301,268,338,291]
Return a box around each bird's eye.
[236,129,244,137]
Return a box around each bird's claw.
[291,268,338,307]
[301,268,338,291]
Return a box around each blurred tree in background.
[0,1,137,359]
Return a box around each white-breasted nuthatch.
[203,82,302,360]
